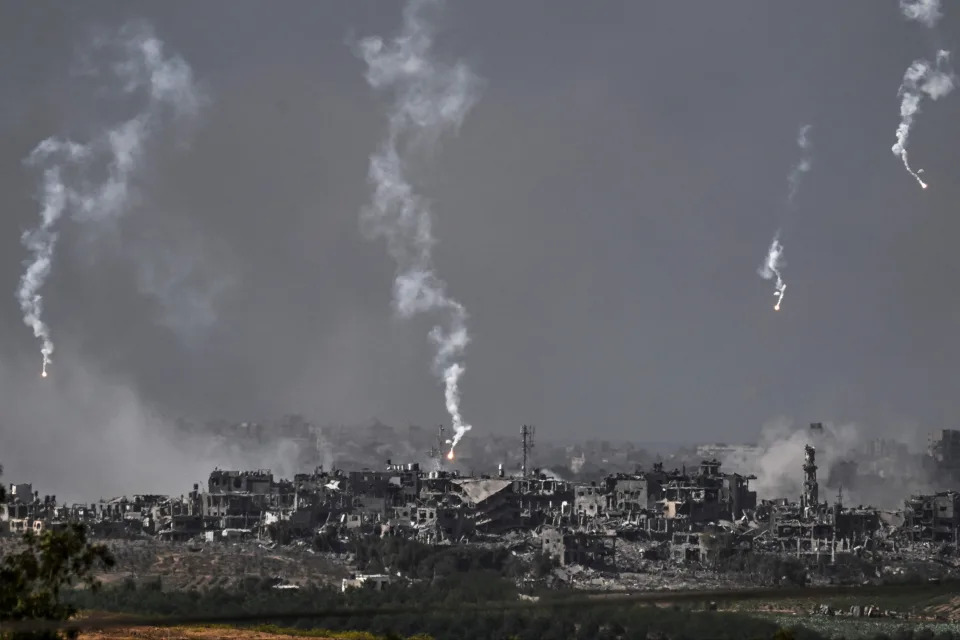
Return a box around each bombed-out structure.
[2,423,958,574]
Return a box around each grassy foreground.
[78,625,432,640]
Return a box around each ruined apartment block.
[3,421,960,576]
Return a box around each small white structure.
[341,573,392,592]
[203,528,253,543]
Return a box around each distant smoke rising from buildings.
[17,22,203,377]
[720,418,935,509]
[538,467,566,480]
[310,426,336,472]
[891,50,955,189]
[758,125,812,311]
[189,437,305,483]
[357,0,481,454]
[900,0,943,28]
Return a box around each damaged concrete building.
[5,421,960,580]
[542,527,617,568]
[903,491,960,542]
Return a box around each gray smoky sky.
[1,1,960,499]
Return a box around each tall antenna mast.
[427,424,446,462]
[521,424,536,477]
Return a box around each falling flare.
[758,125,812,313]
[891,51,955,190]
[760,237,787,312]
[357,0,480,453]
[897,147,929,189]
[17,22,203,376]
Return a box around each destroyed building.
[903,491,960,542]
[4,449,763,572]
[542,527,616,568]
[7,421,960,580]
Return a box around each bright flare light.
[446,450,455,461]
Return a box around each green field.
[719,586,960,639]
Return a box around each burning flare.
[757,125,812,312]
[760,237,786,311]
[357,0,481,455]
[17,22,202,377]
[892,50,955,190]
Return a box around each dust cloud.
[720,418,935,510]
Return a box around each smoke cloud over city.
[0,4,959,505]
[720,418,936,510]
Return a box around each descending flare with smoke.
[19,142,88,377]
[757,125,812,312]
[17,22,203,377]
[357,0,481,455]
[759,236,786,311]
[891,50,956,189]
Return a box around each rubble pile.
[810,603,911,620]
[4,423,960,590]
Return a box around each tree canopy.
[0,523,115,638]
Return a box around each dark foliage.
[340,535,527,580]
[717,553,808,586]
[0,523,115,639]
[62,535,960,640]
[68,573,832,640]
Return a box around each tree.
[0,523,115,639]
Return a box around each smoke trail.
[19,143,89,377]
[786,124,812,204]
[891,50,955,190]
[758,125,813,312]
[17,22,203,377]
[900,0,943,28]
[759,235,787,312]
[357,0,481,454]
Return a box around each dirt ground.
[924,595,960,621]
[94,539,351,591]
[78,626,336,639]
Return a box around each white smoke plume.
[786,124,812,204]
[758,125,812,312]
[719,418,936,510]
[18,22,203,377]
[132,224,235,342]
[18,143,89,378]
[758,235,787,311]
[900,0,943,28]
[892,50,955,189]
[357,0,481,455]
